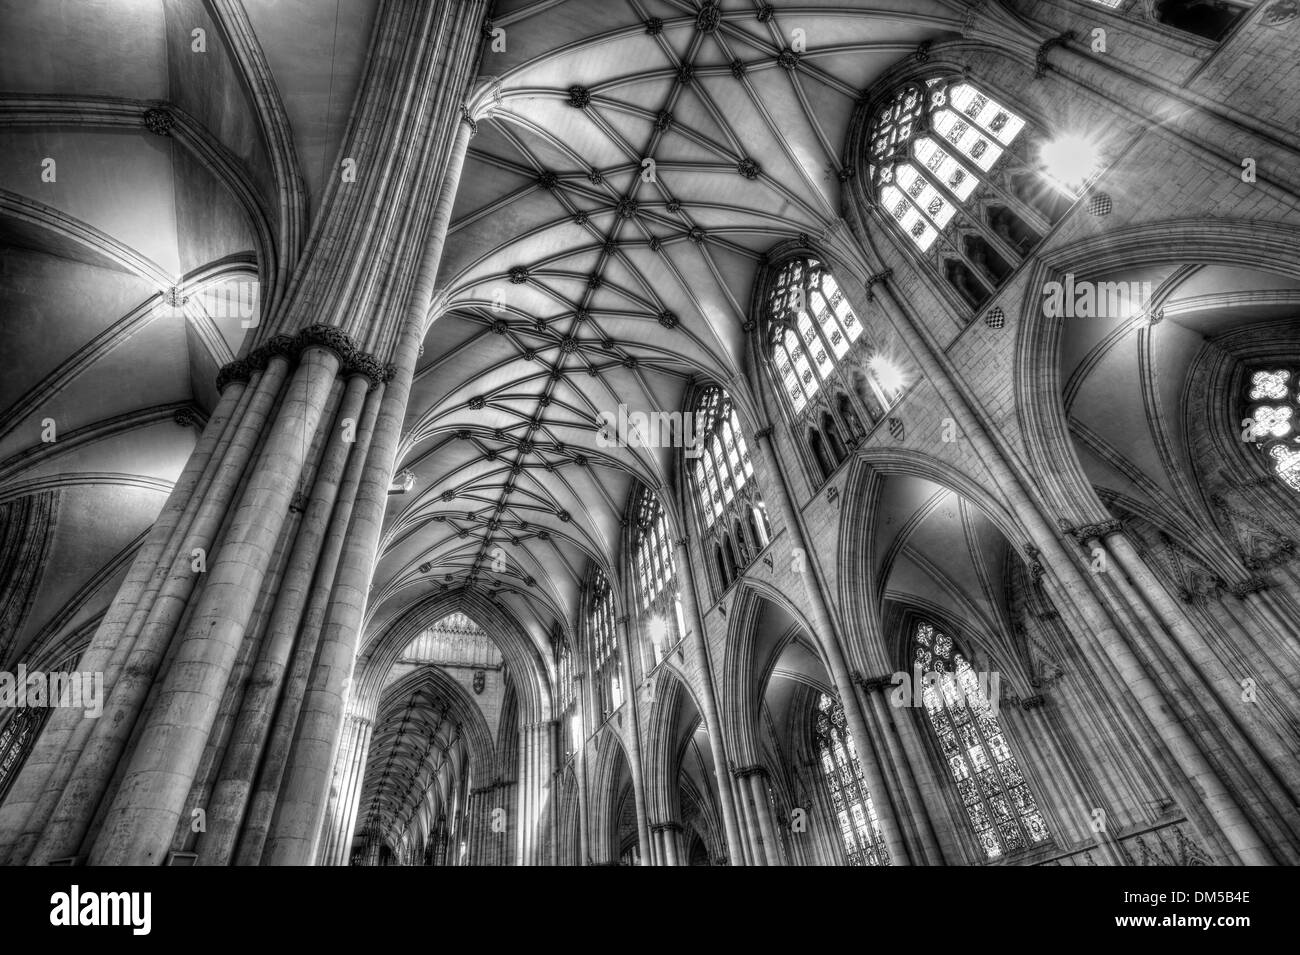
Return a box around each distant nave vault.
[1,0,1299,866]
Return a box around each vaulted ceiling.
[375,0,962,654]
[0,0,966,674]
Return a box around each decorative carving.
[837,166,855,183]
[1263,0,1299,25]
[587,273,602,289]
[342,353,387,390]
[143,107,174,136]
[215,359,252,393]
[864,268,893,301]
[615,196,639,218]
[1068,520,1123,543]
[537,170,559,189]
[1228,577,1269,598]
[509,266,529,284]
[887,417,905,441]
[1035,31,1075,80]
[687,226,706,243]
[677,64,694,85]
[173,406,199,428]
[468,396,486,410]
[288,488,309,514]
[914,40,932,63]
[644,16,663,35]
[1020,695,1047,710]
[657,310,679,329]
[777,48,800,70]
[1024,543,1045,583]
[737,157,761,179]
[473,669,486,695]
[567,85,591,109]
[697,1,722,32]
[729,59,747,78]
[459,104,478,137]
[757,4,775,22]
[300,324,356,361]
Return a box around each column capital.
[459,103,478,137]
[1062,518,1123,544]
[1020,695,1048,711]
[1227,577,1269,598]
[732,764,767,780]
[864,268,893,301]
[853,672,895,693]
[753,426,773,441]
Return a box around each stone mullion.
[752,429,912,864]
[0,376,252,864]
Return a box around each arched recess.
[353,587,553,725]
[1014,218,1300,530]
[639,664,727,863]
[586,727,634,865]
[352,664,495,860]
[837,451,1035,680]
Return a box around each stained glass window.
[589,571,622,716]
[767,258,865,414]
[631,489,685,666]
[813,693,889,866]
[690,387,758,529]
[869,79,1024,252]
[0,706,48,804]
[913,621,1049,859]
[1244,368,1300,493]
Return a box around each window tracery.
[867,76,1060,310]
[1245,368,1300,492]
[912,621,1050,859]
[630,490,685,666]
[588,571,622,717]
[813,692,889,866]
[688,386,772,590]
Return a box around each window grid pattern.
[631,491,685,665]
[813,693,889,866]
[768,258,865,413]
[870,80,1025,252]
[1245,369,1300,492]
[914,622,1049,859]
[691,387,756,529]
[589,571,622,715]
